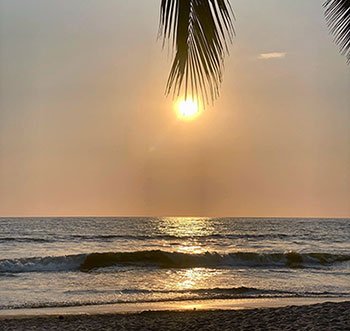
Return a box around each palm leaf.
[324,0,350,62]
[159,0,234,105]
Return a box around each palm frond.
[324,0,350,63]
[159,0,234,105]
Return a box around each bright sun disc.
[176,99,200,121]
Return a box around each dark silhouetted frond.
[159,0,234,105]
[324,0,350,62]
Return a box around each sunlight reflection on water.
[158,217,216,253]
[158,217,214,237]
[174,268,213,290]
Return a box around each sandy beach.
[1,301,349,331]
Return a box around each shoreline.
[0,300,349,331]
[0,296,348,318]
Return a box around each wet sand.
[0,300,349,330]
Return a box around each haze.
[0,0,349,217]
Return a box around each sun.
[176,99,201,121]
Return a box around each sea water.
[0,217,349,309]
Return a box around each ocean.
[0,217,349,310]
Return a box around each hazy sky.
[0,0,349,217]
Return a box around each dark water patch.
[64,286,282,296]
[80,250,350,271]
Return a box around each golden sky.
[0,0,349,217]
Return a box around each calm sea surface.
[0,217,349,309]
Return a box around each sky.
[0,0,349,217]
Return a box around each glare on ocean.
[157,217,212,255]
[174,268,213,290]
[159,217,213,238]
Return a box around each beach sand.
[0,300,349,330]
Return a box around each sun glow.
[176,99,201,121]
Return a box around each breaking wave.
[0,250,349,273]
[0,254,86,273]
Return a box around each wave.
[0,254,86,273]
[0,233,291,243]
[79,251,350,271]
[2,286,349,310]
[68,233,291,241]
[0,237,53,243]
[64,286,289,297]
[1,250,349,273]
